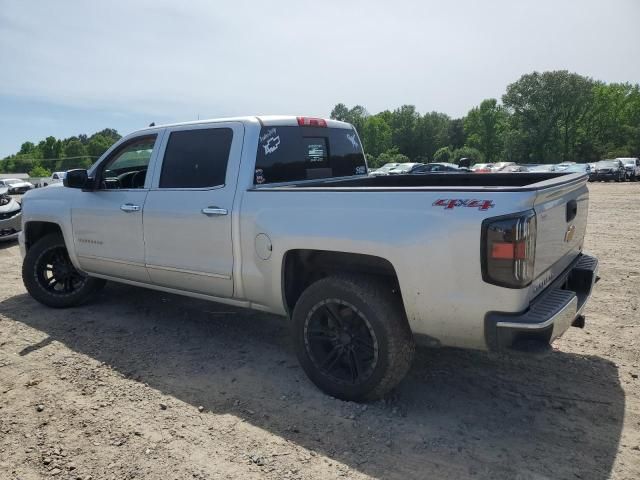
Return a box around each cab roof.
[136,115,352,133]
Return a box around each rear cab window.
[254,125,367,184]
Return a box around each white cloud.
[1,0,639,121]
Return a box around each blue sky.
[1,0,639,158]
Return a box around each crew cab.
[19,116,598,401]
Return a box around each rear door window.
[254,126,366,184]
[159,128,233,189]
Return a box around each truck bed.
[255,172,583,191]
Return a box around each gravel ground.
[0,182,639,480]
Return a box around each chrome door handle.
[120,203,141,212]
[201,206,228,216]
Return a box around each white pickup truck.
[19,116,598,401]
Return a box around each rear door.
[142,122,244,297]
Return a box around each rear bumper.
[484,253,598,351]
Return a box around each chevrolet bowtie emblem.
[564,224,576,242]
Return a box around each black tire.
[292,274,415,401]
[22,233,106,308]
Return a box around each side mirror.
[63,169,90,189]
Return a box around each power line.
[0,155,99,162]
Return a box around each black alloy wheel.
[304,299,379,386]
[23,233,105,308]
[292,274,415,401]
[36,245,87,295]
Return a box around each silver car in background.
[0,187,21,241]
[618,157,640,181]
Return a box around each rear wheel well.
[24,222,63,251]
[282,249,401,313]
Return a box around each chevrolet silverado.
[19,116,598,401]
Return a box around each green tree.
[415,112,451,161]
[19,141,37,155]
[39,136,63,159]
[448,119,466,149]
[433,146,453,163]
[361,115,392,157]
[63,139,87,158]
[372,150,410,169]
[452,146,483,164]
[389,105,419,158]
[503,70,595,163]
[330,104,368,133]
[86,134,114,159]
[464,99,508,163]
[29,164,51,178]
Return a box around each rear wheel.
[292,274,415,401]
[22,233,106,308]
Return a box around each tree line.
[331,70,640,168]
[2,70,639,176]
[0,129,121,177]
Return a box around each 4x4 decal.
[433,199,495,211]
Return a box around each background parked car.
[409,162,467,174]
[470,163,494,172]
[50,171,67,184]
[618,157,640,181]
[593,159,626,182]
[500,165,529,172]
[0,178,34,194]
[561,163,592,176]
[0,186,21,242]
[491,162,516,172]
[555,162,577,171]
[523,164,556,172]
[387,163,424,174]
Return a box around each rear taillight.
[297,117,327,127]
[481,210,536,288]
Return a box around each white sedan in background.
[0,178,34,194]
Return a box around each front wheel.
[292,274,415,401]
[22,233,106,308]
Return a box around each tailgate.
[531,176,589,296]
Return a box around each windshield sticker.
[260,128,280,156]
[346,132,359,150]
[355,165,366,175]
[255,168,265,184]
[433,199,495,211]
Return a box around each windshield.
[392,164,418,172]
[4,179,21,185]
[596,160,617,168]
[527,165,555,172]
[377,163,399,172]
[564,164,587,172]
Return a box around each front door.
[143,123,243,297]
[71,133,162,283]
